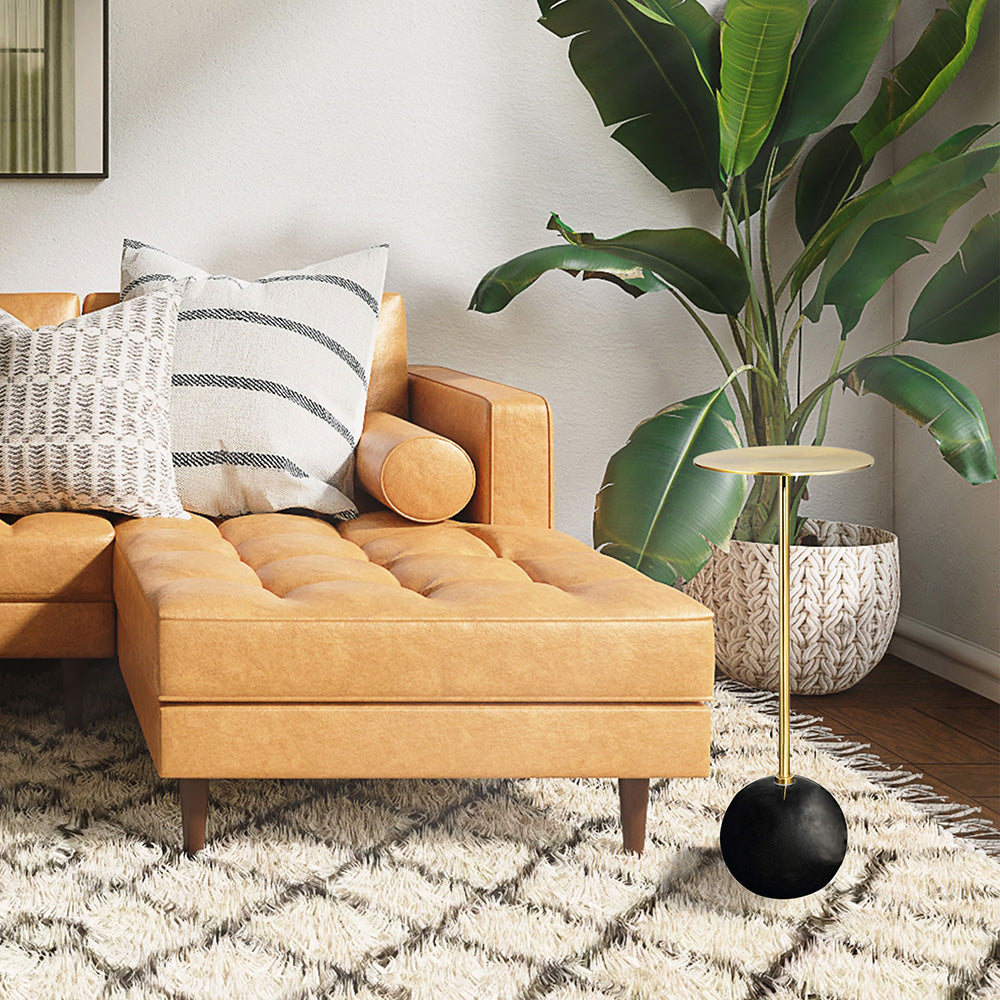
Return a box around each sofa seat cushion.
[113,511,714,703]
[0,512,114,601]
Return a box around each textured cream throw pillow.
[0,292,186,518]
[121,241,389,518]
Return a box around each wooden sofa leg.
[619,778,650,855]
[61,658,88,731]
[180,779,210,856]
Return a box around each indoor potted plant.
[470,0,999,693]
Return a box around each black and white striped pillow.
[121,241,388,518]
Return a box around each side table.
[695,445,873,898]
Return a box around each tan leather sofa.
[0,290,715,855]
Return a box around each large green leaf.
[777,0,899,145]
[906,213,1000,344]
[824,180,986,335]
[593,385,746,585]
[789,125,992,297]
[845,355,997,484]
[623,0,720,88]
[539,0,721,193]
[470,215,748,314]
[717,0,808,177]
[852,0,988,163]
[470,244,668,314]
[804,141,1000,320]
[546,214,749,313]
[794,124,869,244]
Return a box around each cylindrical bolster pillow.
[356,411,476,523]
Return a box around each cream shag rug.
[0,660,997,1000]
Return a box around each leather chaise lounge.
[0,290,715,855]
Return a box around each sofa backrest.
[0,292,81,329]
[79,291,410,419]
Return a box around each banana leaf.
[804,141,999,320]
[823,180,986,336]
[593,384,746,585]
[852,0,988,163]
[794,124,869,244]
[906,213,1000,344]
[777,0,899,145]
[789,125,993,296]
[470,245,669,314]
[844,355,997,484]
[470,216,748,315]
[717,0,808,177]
[539,0,721,193]
[622,0,720,88]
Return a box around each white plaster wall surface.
[891,1,999,652]
[0,1,975,617]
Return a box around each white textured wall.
[0,2,992,650]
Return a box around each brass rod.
[777,473,792,785]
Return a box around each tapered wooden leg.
[180,779,210,856]
[61,658,88,731]
[619,778,650,855]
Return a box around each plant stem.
[727,314,750,365]
[722,189,770,375]
[759,147,781,377]
[812,337,846,446]
[668,289,756,443]
[779,313,806,387]
[788,338,906,440]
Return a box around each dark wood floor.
[788,653,999,828]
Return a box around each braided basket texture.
[684,519,899,695]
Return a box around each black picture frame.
[0,0,109,179]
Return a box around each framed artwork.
[1,0,108,178]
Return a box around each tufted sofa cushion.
[113,510,714,704]
[0,512,114,601]
[0,511,115,657]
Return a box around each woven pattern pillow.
[0,292,186,518]
[121,241,389,518]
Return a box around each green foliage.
[474,0,998,575]
[794,125,868,244]
[777,0,898,144]
[822,179,987,335]
[717,0,808,176]
[906,213,1000,345]
[845,355,998,484]
[538,0,721,193]
[805,142,999,322]
[623,0,720,88]
[471,214,749,315]
[593,384,747,585]
[852,0,988,162]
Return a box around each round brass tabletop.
[694,445,874,477]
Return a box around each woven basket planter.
[684,519,900,695]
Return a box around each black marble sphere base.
[720,774,848,899]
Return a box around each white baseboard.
[889,614,1000,703]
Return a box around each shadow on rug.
[0,659,997,1000]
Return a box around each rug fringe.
[716,678,1000,858]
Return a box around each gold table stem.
[777,473,791,786]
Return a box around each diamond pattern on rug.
[0,659,997,1000]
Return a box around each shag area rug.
[0,660,997,1000]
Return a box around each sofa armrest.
[407,365,553,528]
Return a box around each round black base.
[720,775,847,899]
